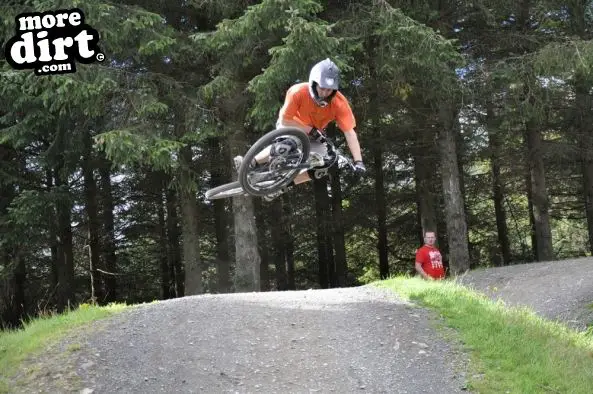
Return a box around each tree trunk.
[581,140,593,256]
[13,250,25,322]
[271,199,288,290]
[525,122,554,261]
[456,127,472,264]
[487,105,512,265]
[215,207,232,293]
[262,199,288,290]
[54,159,75,312]
[374,145,389,279]
[0,249,26,329]
[491,153,511,266]
[98,157,117,302]
[525,171,538,260]
[570,4,593,254]
[232,196,260,292]
[517,0,539,263]
[254,199,270,292]
[414,129,439,241]
[366,35,390,279]
[329,166,347,287]
[166,187,183,296]
[230,129,260,292]
[0,150,25,328]
[314,177,332,288]
[82,131,103,304]
[438,104,470,275]
[282,194,296,290]
[574,74,593,254]
[46,168,60,295]
[521,0,552,261]
[209,137,232,293]
[157,182,172,299]
[179,145,202,295]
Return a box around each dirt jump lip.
[36,286,470,393]
[455,257,593,331]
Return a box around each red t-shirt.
[415,245,445,279]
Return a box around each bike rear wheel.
[205,181,246,200]
[238,127,310,196]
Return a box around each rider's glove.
[353,160,366,175]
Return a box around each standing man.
[415,231,445,280]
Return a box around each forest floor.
[7,257,593,393]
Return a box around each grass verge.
[0,302,129,392]
[376,276,593,393]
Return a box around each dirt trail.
[11,258,593,393]
[12,286,469,394]
[456,257,593,331]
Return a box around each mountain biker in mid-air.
[234,58,366,201]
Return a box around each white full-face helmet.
[308,58,340,107]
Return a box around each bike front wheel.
[238,127,310,196]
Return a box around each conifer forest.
[2,0,593,329]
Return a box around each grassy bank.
[0,303,129,392]
[377,277,593,393]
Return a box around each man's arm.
[281,118,312,133]
[415,261,433,280]
[343,129,363,162]
[335,99,362,162]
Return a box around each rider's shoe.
[263,185,292,202]
[308,152,325,167]
[234,155,260,172]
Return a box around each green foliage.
[0,190,52,250]
[205,0,324,53]
[0,0,206,324]
[358,264,381,284]
[552,218,590,259]
[95,129,184,173]
[0,302,129,391]
[372,7,463,81]
[345,229,380,282]
[533,39,593,81]
[342,2,464,103]
[199,75,240,104]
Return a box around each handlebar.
[310,128,355,171]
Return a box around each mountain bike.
[205,127,355,200]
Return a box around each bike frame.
[205,128,355,200]
[266,133,353,179]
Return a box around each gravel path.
[14,286,469,394]
[456,257,593,331]
[12,258,593,393]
